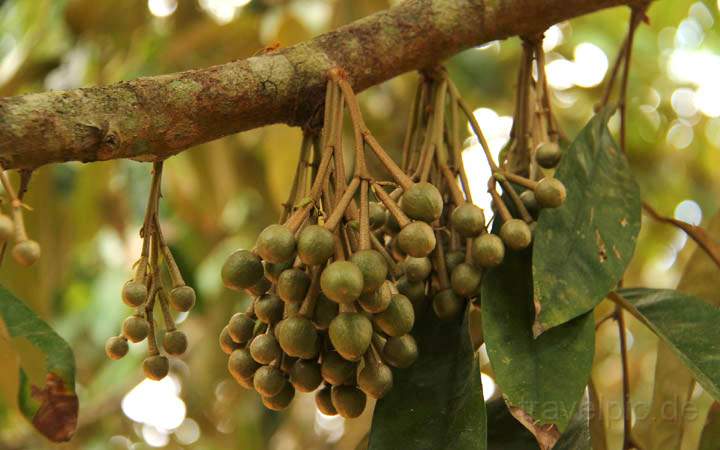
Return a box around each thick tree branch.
[0,0,639,169]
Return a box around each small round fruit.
[382,334,419,369]
[105,336,129,360]
[121,280,147,307]
[445,250,465,275]
[222,250,264,291]
[228,313,255,344]
[0,214,14,241]
[264,259,293,283]
[253,365,287,397]
[350,249,388,293]
[320,261,364,304]
[143,355,170,381]
[262,383,295,411]
[312,294,338,330]
[276,316,319,359]
[472,234,505,268]
[246,277,271,296]
[254,294,284,324]
[170,285,196,312]
[398,222,436,258]
[373,294,414,337]
[329,313,373,362]
[297,225,335,266]
[520,190,539,215]
[228,348,259,380]
[384,212,401,234]
[290,359,322,392]
[331,385,367,419]
[396,276,425,304]
[358,363,393,399]
[122,316,149,343]
[316,385,337,415]
[358,280,393,313]
[277,268,311,304]
[219,326,240,355]
[534,178,567,209]
[256,224,296,264]
[403,256,432,282]
[535,142,562,169]
[451,203,485,238]
[321,351,357,385]
[369,202,387,229]
[12,240,40,266]
[499,219,532,251]
[451,263,482,298]
[163,330,188,356]
[249,334,281,365]
[433,289,464,320]
[281,355,298,373]
[400,182,443,223]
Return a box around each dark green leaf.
[482,247,595,434]
[554,392,591,450]
[617,288,720,400]
[0,284,78,442]
[699,402,720,450]
[486,399,536,450]
[369,304,486,450]
[533,107,641,333]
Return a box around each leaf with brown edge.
[508,405,560,450]
[0,284,78,442]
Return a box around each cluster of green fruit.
[0,167,41,266]
[104,163,196,381]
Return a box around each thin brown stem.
[615,304,632,450]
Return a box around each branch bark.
[0,0,639,169]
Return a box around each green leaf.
[532,107,641,333]
[616,288,720,400]
[368,305,486,450]
[486,399,536,450]
[554,392,591,450]
[699,402,720,450]
[482,247,595,438]
[0,285,78,442]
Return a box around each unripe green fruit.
[122,280,148,307]
[382,334,418,369]
[249,334,281,365]
[290,359,322,392]
[297,225,335,266]
[316,385,337,415]
[228,348,260,380]
[358,363,393,399]
[350,249,388,293]
[143,355,170,381]
[535,178,566,208]
[403,256,432,282]
[369,202,387,229]
[358,280,393,313]
[122,316,149,343]
[256,224,296,264]
[320,261,364,304]
[163,330,188,356]
[170,285,196,312]
[400,182,443,223]
[374,294,414,337]
[384,212,401,234]
[312,294,338,330]
[451,263,482,298]
[228,313,255,343]
[396,276,425,304]
[277,268,311,304]
[472,234,505,268]
[445,250,465,275]
[520,190,539,215]
[499,219,532,251]
[264,259,293,284]
[222,250,264,290]
[281,355,297,374]
[433,289,464,320]
[398,222,436,257]
[105,336,129,360]
[254,294,284,324]
[329,313,373,362]
[246,277,271,296]
[275,316,319,359]
[219,326,240,355]
[253,365,287,397]
[0,214,14,241]
[12,240,40,266]
[321,351,357,385]
[331,386,367,419]
[451,203,485,238]
[535,142,562,168]
[262,383,295,411]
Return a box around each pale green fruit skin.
[277,268,310,304]
[227,313,255,344]
[451,263,482,298]
[12,240,40,266]
[328,313,373,362]
[321,351,357,385]
[471,233,505,268]
[331,385,367,419]
[400,182,443,223]
[315,385,337,415]
[535,142,562,168]
[228,348,259,381]
[445,250,465,275]
[143,355,170,381]
[0,215,14,241]
[403,256,432,283]
[520,190,539,215]
[254,294,284,324]
[105,336,129,360]
[297,225,335,266]
[320,261,364,304]
[396,276,425,304]
[289,359,322,393]
[256,224,296,264]
[275,316,319,359]
[222,249,264,290]
[535,177,567,209]
[398,222,436,257]
[358,363,393,399]
[163,330,188,356]
[249,334,281,365]
[369,202,387,229]
[373,294,415,337]
[262,383,295,411]
[170,285,196,312]
[432,289,464,321]
[358,280,393,313]
[450,203,485,238]
[350,249,388,294]
[122,280,148,307]
[382,334,419,369]
[499,219,533,251]
[122,316,149,343]
[253,365,287,397]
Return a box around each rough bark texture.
[0,0,638,169]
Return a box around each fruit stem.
[154,214,186,288]
[487,178,512,223]
[371,181,411,228]
[0,165,30,243]
[281,131,313,223]
[325,176,360,231]
[401,81,424,172]
[369,232,399,276]
[158,287,177,332]
[299,267,321,318]
[432,230,450,289]
[496,171,538,190]
[358,180,371,251]
[145,289,160,356]
[440,164,465,207]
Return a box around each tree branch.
[0,0,640,169]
